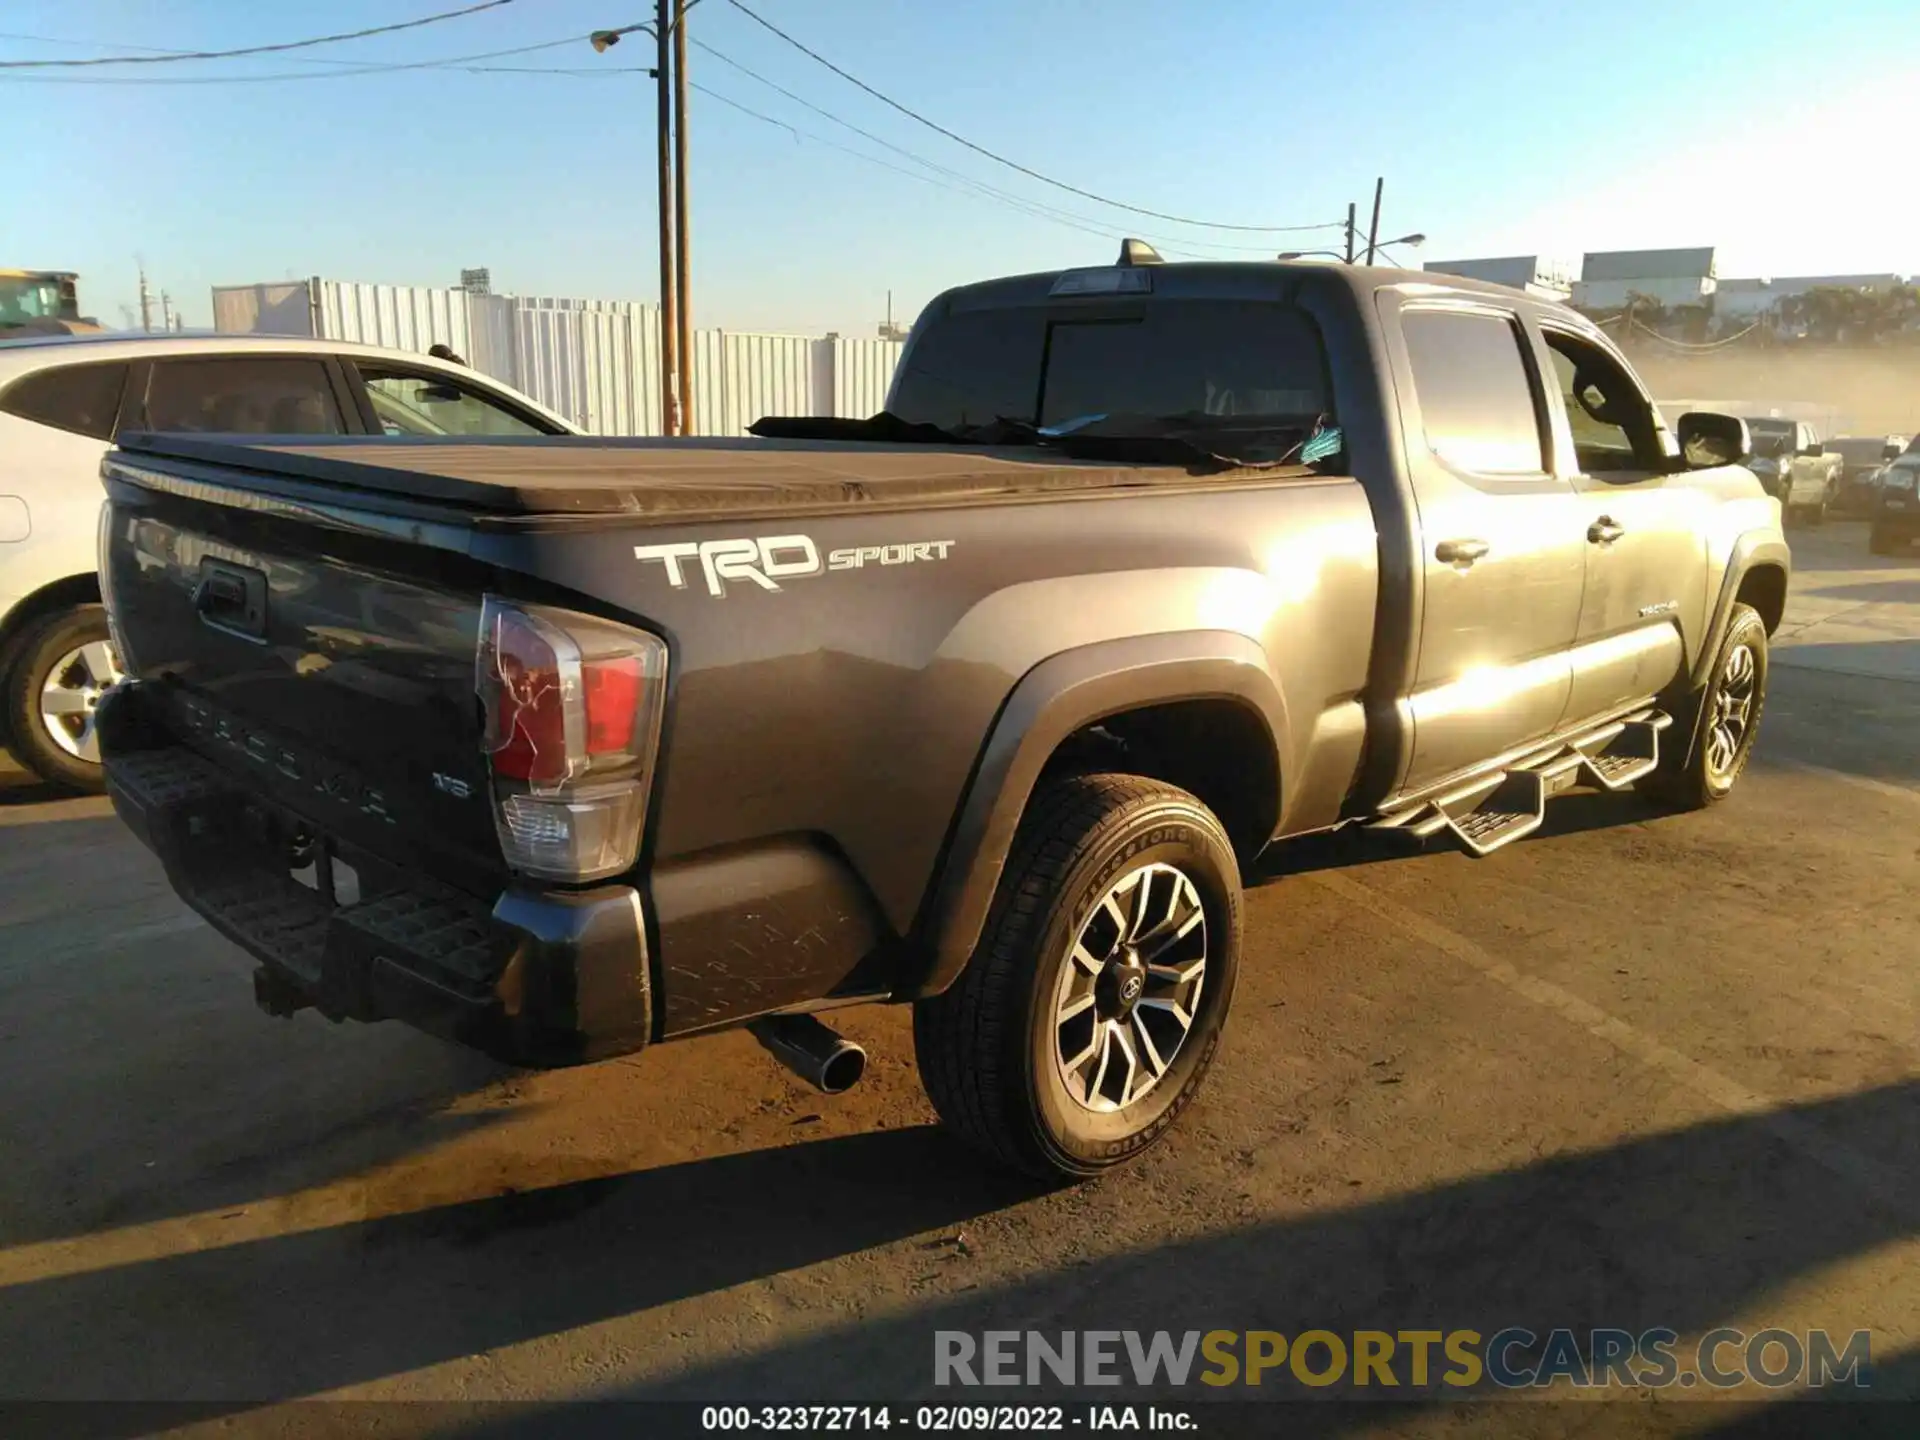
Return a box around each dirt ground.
[0,522,1915,1439]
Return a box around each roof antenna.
[1118,238,1164,267]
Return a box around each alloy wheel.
[39,641,123,764]
[1704,641,1757,782]
[1051,862,1208,1114]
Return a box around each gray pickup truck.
[95,251,1789,1179]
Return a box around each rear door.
[1384,300,1588,794]
[1536,325,1707,724]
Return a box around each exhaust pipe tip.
[749,1013,867,1095]
[817,1042,867,1095]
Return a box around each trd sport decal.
[634,535,955,597]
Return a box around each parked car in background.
[1742,417,1843,524]
[0,332,575,791]
[1827,435,1908,515]
[1871,453,1920,554]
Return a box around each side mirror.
[1676,411,1750,469]
[1884,444,1903,462]
[1801,440,1824,458]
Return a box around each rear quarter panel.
[488,477,1380,943]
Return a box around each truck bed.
[114,431,1311,521]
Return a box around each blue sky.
[4,0,1915,336]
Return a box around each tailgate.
[101,460,503,895]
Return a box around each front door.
[1388,302,1589,795]
[1537,327,1709,725]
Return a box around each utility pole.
[159,291,174,332]
[672,0,693,435]
[591,12,690,436]
[655,2,679,436]
[137,264,153,334]
[1344,202,1356,264]
[1364,177,1384,265]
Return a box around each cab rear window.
[890,299,1331,432]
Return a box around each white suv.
[0,332,575,791]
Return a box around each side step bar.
[1371,708,1673,858]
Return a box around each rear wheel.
[3,606,121,793]
[1639,602,1768,812]
[913,773,1242,1180]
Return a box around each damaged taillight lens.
[477,596,667,881]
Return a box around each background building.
[1713,274,1906,325]
[1421,255,1574,301]
[1572,247,1718,311]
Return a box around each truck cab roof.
[923,257,1598,328]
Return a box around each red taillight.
[477,597,668,882]
[585,655,644,756]
[487,610,568,783]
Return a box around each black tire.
[1638,602,1768,812]
[3,605,117,793]
[913,773,1243,1180]
[1808,496,1827,526]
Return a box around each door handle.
[1435,538,1490,566]
[1588,518,1626,545]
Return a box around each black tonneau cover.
[112,432,1317,521]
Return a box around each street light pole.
[672,0,693,435]
[1281,233,1423,265]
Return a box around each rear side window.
[0,361,130,440]
[1402,309,1544,475]
[140,357,346,434]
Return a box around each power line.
[720,0,1341,236]
[689,38,1280,256]
[0,37,586,84]
[0,1,514,69]
[687,77,1243,261]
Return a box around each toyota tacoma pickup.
[94,251,1790,1180]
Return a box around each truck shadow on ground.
[1,1081,1912,1432]
[507,1080,1915,1437]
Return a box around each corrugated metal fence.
[211,278,903,436]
